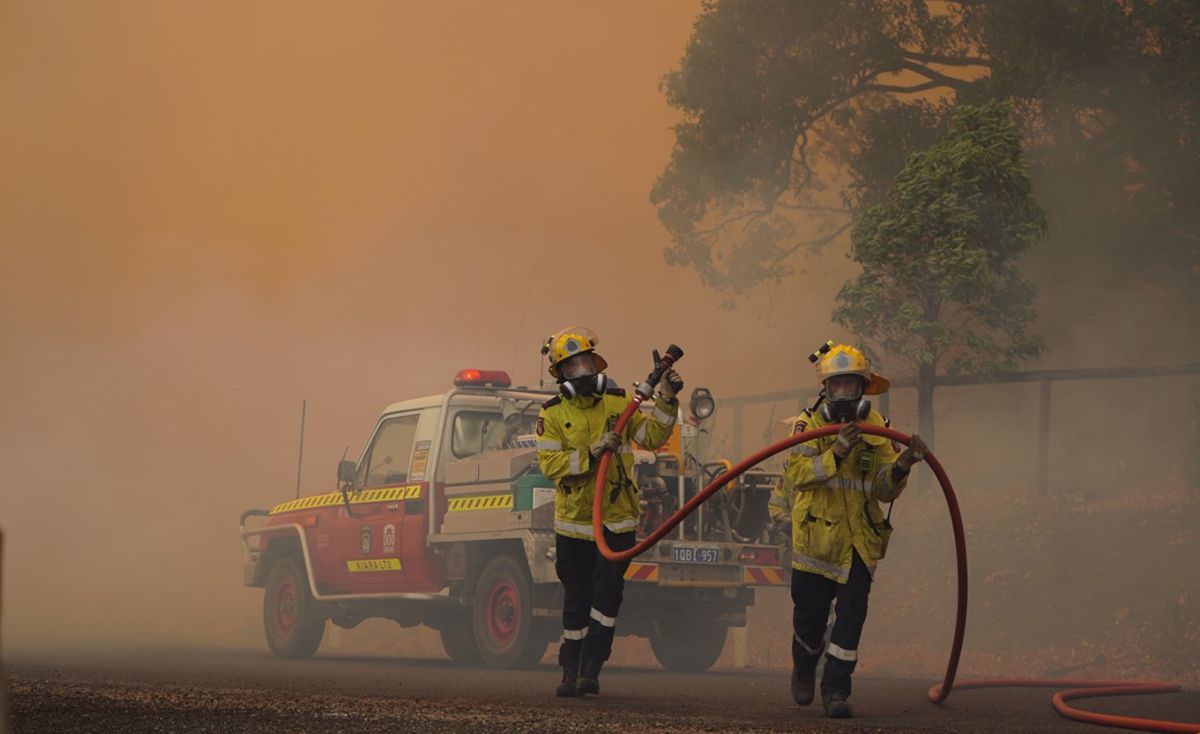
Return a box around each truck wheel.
[439,609,481,664]
[263,556,325,658]
[514,624,554,668]
[472,554,540,668]
[649,618,727,672]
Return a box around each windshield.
[359,413,420,486]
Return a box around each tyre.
[262,556,325,658]
[438,609,481,664]
[515,626,553,668]
[471,554,545,668]
[731,487,771,541]
[649,617,727,672]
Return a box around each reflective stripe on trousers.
[555,530,635,666]
[790,549,873,698]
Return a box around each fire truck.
[239,369,786,671]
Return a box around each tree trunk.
[916,362,936,492]
[916,362,936,446]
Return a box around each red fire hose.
[590,384,1197,733]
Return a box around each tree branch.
[695,66,944,249]
[949,313,978,340]
[694,205,774,238]
[803,75,887,129]
[775,202,852,215]
[892,58,974,91]
[778,220,853,258]
[898,50,993,68]
[863,80,946,95]
[788,129,815,191]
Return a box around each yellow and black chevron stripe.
[624,562,659,582]
[270,485,422,515]
[744,566,788,585]
[446,494,513,512]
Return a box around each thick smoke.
[1,2,1195,686]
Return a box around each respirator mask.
[818,376,870,422]
[557,353,607,398]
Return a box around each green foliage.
[833,102,1046,376]
[652,0,965,294]
[655,0,1200,312]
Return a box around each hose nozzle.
[636,344,684,399]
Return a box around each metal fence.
[718,363,1200,494]
[1,528,7,734]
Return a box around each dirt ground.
[8,649,1200,733]
[860,484,1200,688]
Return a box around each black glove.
[652,349,684,400]
[896,434,928,472]
[589,431,622,458]
[832,422,862,459]
[659,367,683,400]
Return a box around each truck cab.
[240,368,785,671]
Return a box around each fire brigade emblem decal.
[382,523,396,554]
[360,525,372,555]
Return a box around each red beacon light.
[454,369,512,388]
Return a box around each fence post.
[732,404,744,462]
[1,528,7,734]
[1038,379,1052,494]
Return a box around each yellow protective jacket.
[537,388,677,540]
[774,406,907,583]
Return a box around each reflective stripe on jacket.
[781,407,906,582]
[537,390,677,540]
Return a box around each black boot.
[577,659,602,696]
[790,663,816,706]
[822,692,853,719]
[556,662,581,697]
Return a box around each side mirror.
[337,460,357,485]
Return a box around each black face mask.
[821,397,870,423]
[560,373,608,399]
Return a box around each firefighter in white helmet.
[774,342,927,718]
[536,327,681,697]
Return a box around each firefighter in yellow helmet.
[535,327,680,697]
[773,342,928,718]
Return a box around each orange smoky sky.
[1,1,865,649]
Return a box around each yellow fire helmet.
[541,326,609,378]
[809,341,890,395]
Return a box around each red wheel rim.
[485,578,519,645]
[273,577,298,637]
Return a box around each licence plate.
[672,545,720,564]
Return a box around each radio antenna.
[294,399,306,499]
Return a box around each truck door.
[332,413,420,591]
